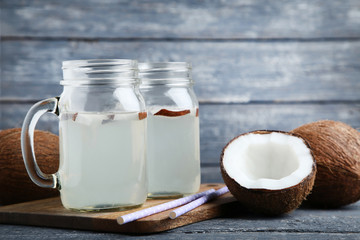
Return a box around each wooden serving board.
[0,184,237,234]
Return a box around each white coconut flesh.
[223,132,314,190]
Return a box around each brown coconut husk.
[0,128,59,205]
[292,120,360,208]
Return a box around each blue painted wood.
[1,40,360,102]
[1,224,360,239]
[0,200,359,238]
[1,0,360,237]
[1,0,360,39]
[2,103,359,166]
[200,103,360,164]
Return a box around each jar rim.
[61,59,139,85]
[139,62,193,85]
[60,79,140,86]
[139,62,191,71]
[62,59,137,69]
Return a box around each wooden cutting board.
[0,183,237,234]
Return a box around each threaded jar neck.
[139,62,193,86]
[61,59,139,86]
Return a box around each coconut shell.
[292,120,360,208]
[0,128,59,205]
[154,109,191,117]
[220,130,316,215]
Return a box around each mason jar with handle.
[21,59,148,211]
[140,62,201,198]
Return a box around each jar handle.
[21,97,60,189]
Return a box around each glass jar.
[21,59,148,211]
[140,62,200,198]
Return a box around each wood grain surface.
[1,197,359,239]
[1,40,359,101]
[0,184,237,234]
[1,102,359,168]
[2,0,360,38]
[1,1,360,238]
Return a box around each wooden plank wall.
[1,0,360,183]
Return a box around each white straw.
[169,186,229,219]
[117,188,215,225]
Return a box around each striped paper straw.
[117,188,216,225]
[169,186,229,219]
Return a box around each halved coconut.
[220,130,316,215]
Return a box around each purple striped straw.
[169,186,229,219]
[117,188,215,225]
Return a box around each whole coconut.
[0,128,59,205]
[292,120,360,208]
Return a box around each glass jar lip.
[139,62,191,71]
[62,59,137,69]
[60,79,140,86]
[61,59,139,85]
[139,62,193,85]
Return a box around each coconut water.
[147,107,200,198]
[58,112,147,210]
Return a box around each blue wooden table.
[1,1,360,238]
[1,202,360,239]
